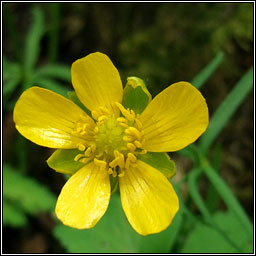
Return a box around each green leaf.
[3,199,28,227]
[181,211,253,253]
[3,163,56,215]
[199,67,253,153]
[24,6,45,75]
[54,194,182,253]
[47,3,61,62]
[47,149,85,175]
[137,152,176,179]
[122,76,152,114]
[67,91,91,116]
[35,64,71,82]
[201,159,253,238]
[34,78,68,97]
[3,57,21,96]
[110,175,119,195]
[191,51,224,90]
[187,168,212,223]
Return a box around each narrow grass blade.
[199,67,253,154]
[24,6,45,76]
[35,64,71,82]
[191,51,224,90]
[201,158,253,237]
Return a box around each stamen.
[84,147,92,157]
[134,140,142,148]
[77,143,86,151]
[98,115,108,122]
[117,117,128,124]
[94,126,99,134]
[127,143,136,152]
[136,149,147,155]
[92,110,100,120]
[125,127,142,140]
[108,168,113,175]
[112,168,117,178]
[94,158,107,171]
[123,135,135,142]
[135,117,143,130]
[80,157,92,164]
[109,157,120,168]
[119,122,129,128]
[90,144,96,153]
[128,152,137,162]
[74,154,85,162]
[118,169,125,177]
[115,102,134,121]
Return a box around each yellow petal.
[140,82,209,152]
[119,160,179,235]
[13,87,92,148]
[55,161,111,229]
[71,52,123,113]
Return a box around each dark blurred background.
[2,2,253,253]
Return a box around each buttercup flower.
[13,52,209,235]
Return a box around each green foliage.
[3,164,56,227]
[67,91,91,116]
[3,3,253,253]
[138,152,176,179]
[122,76,152,114]
[3,58,21,97]
[199,67,253,153]
[23,6,45,80]
[34,64,71,82]
[181,211,253,253]
[54,194,183,253]
[47,149,85,175]
[3,199,28,227]
[191,51,224,89]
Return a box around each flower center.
[72,102,146,178]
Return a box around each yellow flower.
[13,52,209,235]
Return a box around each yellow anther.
[127,143,136,152]
[77,127,82,133]
[94,126,99,133]
[123,135,134,142]
[115,102,134,121]
[108,168,113,175]
[99,106,110,115]
[118,170,125,178]
[91,110,99,120]
[90,144,96,152]
[94,158,107,171]
[117,117,128,124]
[119,122,129,128]
[78,143,86,151]
[135,118,143,130]
[134,140,142,148]
[80,157,92,164]
[130,109,136,119]
[82,123,88,130]
[109,157,120,168]
[80,130,86,136]
[112,169,117,178]
[114,150,120,158]
[74,154,85,162]
[128,152,137,162]
[136,149,147,155]
[125,157,130,170]
[119,153,125,169]
[84,147,92,157]
[98,115,108,122]
[125,127,142,140]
